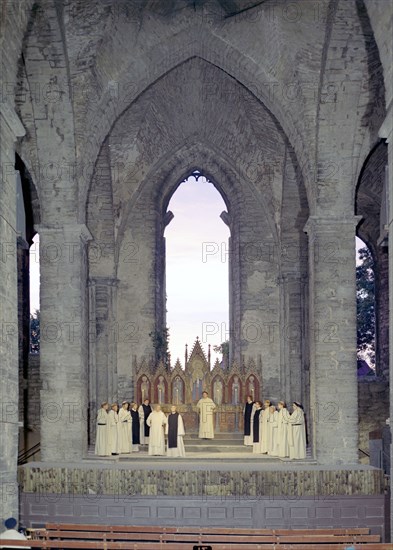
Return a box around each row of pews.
[0,523,390,549]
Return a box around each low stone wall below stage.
[18,462,389,539]
[20,493,388,539]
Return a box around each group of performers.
[244,396,307,459]
[95,399,186,458]
[95,392,307,460]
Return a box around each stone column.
[279,273,307,406]
[17,236,31,455]
[38,224,91,461]
[88,276,118,442]
[0,103,25,518]
[304,216,360,464]
[378,106,392,537]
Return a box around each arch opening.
[163,172,231,367]
[14,154,41,462]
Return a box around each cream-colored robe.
[286,407,307,459]
[260,407,270,453]
[118,407,132,453]
[108,409,119,454]
[276,408,290,457]
[267,410,278,456]
[95,408,110,456]
[196,397,216,439]
[147,410,167,455]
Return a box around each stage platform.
[18,454,389,539]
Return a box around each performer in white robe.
[243,396,255,446]
[147,404,167,455]
[108,403,119,455]
[95,402,110,456]
[276,401,289,458]
[267,405,279,456]
[165,405,186,457]
[197,391,216,439]
[286,402,307,459]
[118,401,132,454]
[138,399,152,445]
[260,399,271,454]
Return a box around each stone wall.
[358,377,390,464]
[86,57,310,414]
[0,0,32,511]
[25,354,40,434]
[18,354,40,460]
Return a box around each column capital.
[0,101,25,140]
[34,223,93,243]
[303,215,362,235]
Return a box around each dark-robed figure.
[130,402,140,452]
[138,398,152,444]
[165,405,185,457]
[252,401,263,454]
[243,395,255,446]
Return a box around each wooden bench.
[0,541,392,549]
[0,523,389,549]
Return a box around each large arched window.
[164,173,230,365]
[15,154,41,461]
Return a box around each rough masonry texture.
[0,0,392,537]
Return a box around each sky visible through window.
[164,174,230,365]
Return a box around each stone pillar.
[304,216,360,464]
[88,276,118,442]
[38,224,91,461]
[17,236,31,455]
[378,106,392,537]
[0,102,25,518]
[88,279,97,444]
[279,273,306,405]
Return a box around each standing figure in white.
[118,401,132,454]
[147,404,167,456]
[95,402,110,456]
[285,402,307,459]
[197,391,216,439]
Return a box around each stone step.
[185,444,253,453]
[183,438,244,445]
[185,432,244,440]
